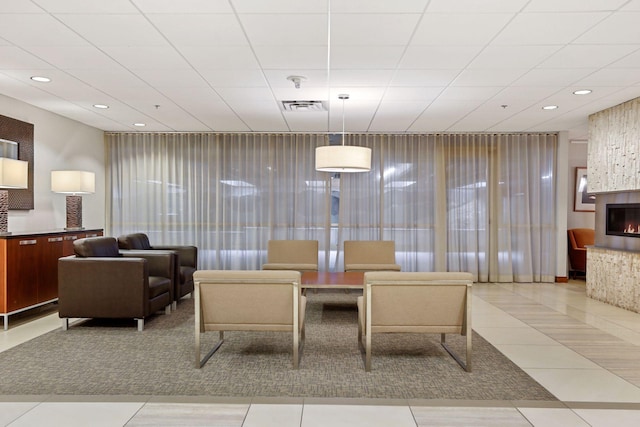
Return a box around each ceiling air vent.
[281,100,327,112]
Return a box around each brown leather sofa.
[118,233,197,309]
[567,228,594,278]
[58,236,173,331]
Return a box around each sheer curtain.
[107,133,330,270]
[107,132,557,282]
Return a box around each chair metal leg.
[171,301,177,311]
[165,304,171,315]
[61,318,69,331]
[440,333,472,372]
[136,318,144,331]
[197,331,224,369]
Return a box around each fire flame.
[624,224,640,234]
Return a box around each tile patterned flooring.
[2,281,640,426]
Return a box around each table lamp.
[0,157,28,235]
[51,170,95,230]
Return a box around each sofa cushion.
[74,237,120,258]
[118,233,152,250]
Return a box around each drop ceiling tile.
[438,86,504,100]
[130,68,209,88]
[148,14,247,46]
[271,87,330,102]
[413,13,514,45]
[576,68,640,86]
[330,69,394,86]
[331,45,405,69]
[25,45,119,69]
[331,14,421,46]
[232,0,328,13]
[621,0,640,10]
[216,87,275,101]
[264,70,328,88]
[200,68,267,87]
[523,0,628,12]
[0,1,45,13]
[400,45,483,69]
[576,12,640,44]
[0,46,53,69]
[161,87,224,109]
[368,102,427,132]
[239,14,327,46]
[132,0,233,13]
[382,86,445,101]
[538,45,640,68]
[452,68,526,86]
[469,45,562,69]
[33,0,139,13]
[332,0,428,13]
[57,14,168,46]
[179,46,260,70]
[427,0,528,13]
[391,69,459,86]
[252,45,327,69]
[328,87,386,101]
[610,47,640,67]
[492,12,609,45]
[512,68,596,86]
[283,112,329,132]
[102,45,191,69]
[493,86,564,102]
[65,67,146,90]
[0,14,87,46]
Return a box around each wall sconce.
[0,158,28,235]
[51,170,95,230]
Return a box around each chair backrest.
[194,270,302,332]
[74,236,121,257]
[266,240,318,265]
[118,233,152,250]
[344,240,400,271]
[363,272,472,333]
[568,228,594,249]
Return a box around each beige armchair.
[194,270,306,369]
[262,240,318,272]
[344,240,401,272]
[357,271,473,372]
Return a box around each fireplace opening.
[606,203,640,238]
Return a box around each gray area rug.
[0,292,556,400]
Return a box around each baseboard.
[555,276,568,283]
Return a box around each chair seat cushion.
[262,263,318,271]
[148,276,171,298]
[345,263,401,272]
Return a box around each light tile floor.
[3,281,640,426]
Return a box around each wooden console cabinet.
[0,229,103,330]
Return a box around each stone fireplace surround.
[588,191,640,313]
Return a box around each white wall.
[567,140,595,230]
[0,94,105,233]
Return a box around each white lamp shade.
[51,170,95,194]
[315,145,372,173]
[0,157,28,189]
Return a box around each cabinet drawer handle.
[48,237,63,242]
[19,239,37,245]
[64,235,78,241]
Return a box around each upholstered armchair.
[58,236,173,331]
[262,240,319,272]
[567,228,594,278]
[194,270,306,369]
[357,272,473,372]
[118,233,197,309]
[343,240,401,272]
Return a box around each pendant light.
[315,94,371,173]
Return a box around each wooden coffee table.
[301,271,364,290]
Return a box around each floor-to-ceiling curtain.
[107,132,557,282]
[107,133,330,270]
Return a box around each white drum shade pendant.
[316,94,371,173]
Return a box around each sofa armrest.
[58,256,149,318]
[154,245,198,268]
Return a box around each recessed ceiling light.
[93,104,109,109]
[573,89,592,95]
[30,76,51,83]
[133,123,146,127]
[542,105,558,110]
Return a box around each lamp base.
[65,195,83,230]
